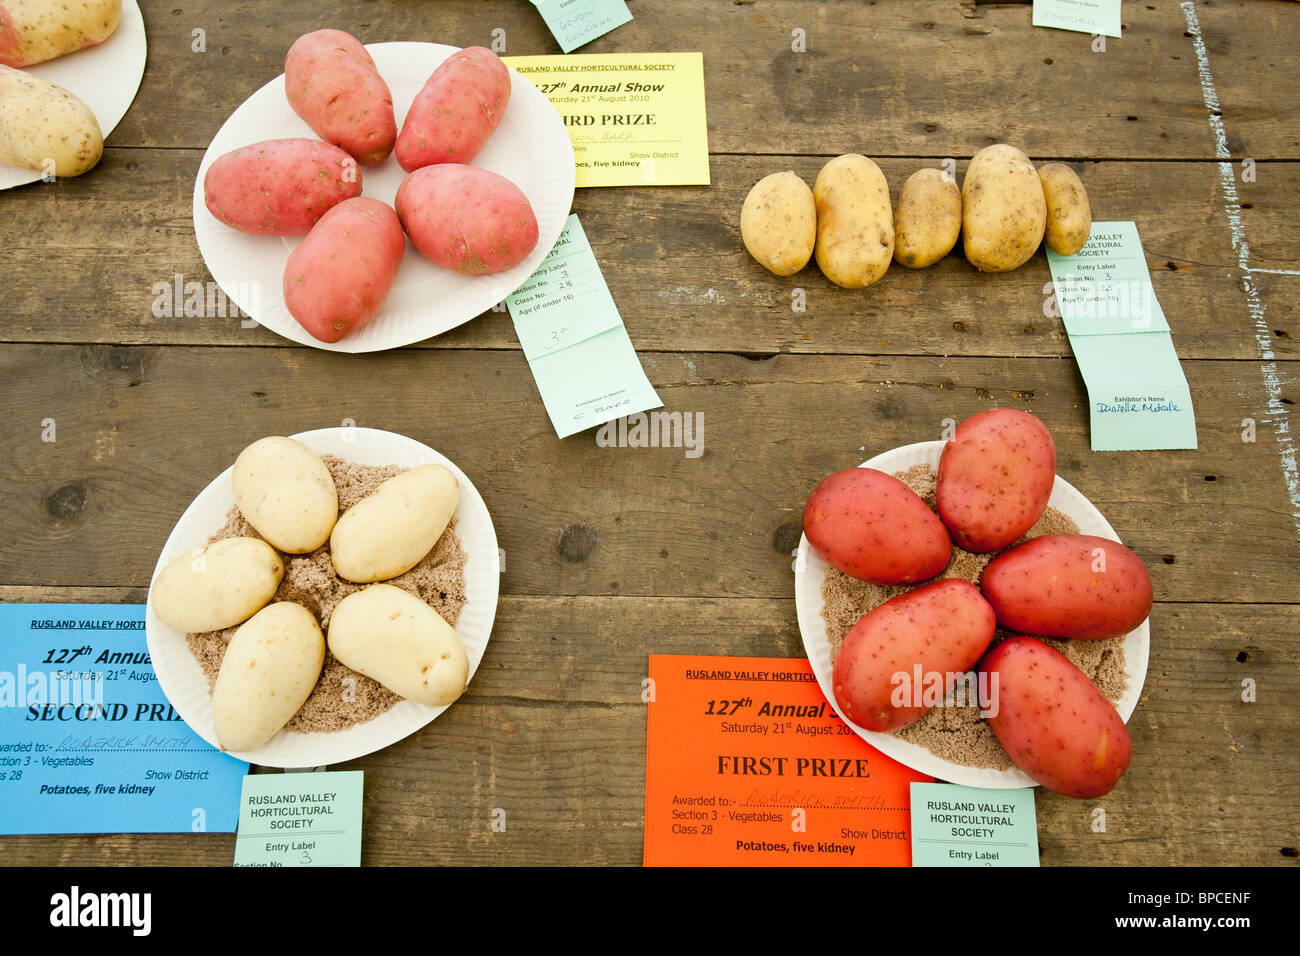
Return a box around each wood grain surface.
[0,0,1296,867]
[0,593,1292,866]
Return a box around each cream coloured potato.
[0,0,121,68]
[330,463,458,583]
[0,65,102,176]
[961,144,1046,273]
[1038,162,1092,256]
[212,602,324,752]
[151,537,283,632]
[327,584,468,707]
[740,171,816,276]
[231,436,338,554]
[893,167,962,269]
[813,154,893,288]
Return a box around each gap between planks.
[87,146,1300,163]
[0,588,1294,608]
[0,342,1295,363]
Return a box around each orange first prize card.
[644,654,932,866]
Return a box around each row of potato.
[150,437,468,752]
[203,30,540,343]
[0,0,123,176]
[741,145,1091,286]
[803,410,1151,798]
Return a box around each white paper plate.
[795,440,1151,790]
[145,428,500,768]
[0,0,147,189]
[191,41,576,352]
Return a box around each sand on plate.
[185,456,468,734]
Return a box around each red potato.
[980,534,1153,640]
[395,45,510,173]
[936,408,1057,553]
[395,164,538,274]
[803,468,951,585]
[283,198,405,343]
[980,637,1131,798]
[204,138,362,236]
[832,579,996,732]
[285,29,396,166]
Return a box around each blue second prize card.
[0,604,247,834]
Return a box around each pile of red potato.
[803,409,1152,798]
[202,30,540,343]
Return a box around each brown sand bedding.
[185,456,468,734]
[820,463,1128,770]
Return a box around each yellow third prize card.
[503,52,710,187]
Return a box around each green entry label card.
[910,783,1039,867]
[507,213,624,361]
[532,0,633,54]
[1047,222,1170,337]
[1069,332,1198,451]
[1032,0,1122,38]
[234,770,363,867]
[507,213,663,438]
[1047,221,1198,451]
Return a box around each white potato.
[231,436,338,554]
[212,602,324,752]
[327,584,468,707]
[961,143,1046,273]
[151,537,283,632]
[893,167,962,268]
[0,64,102,176]
[740,171,817,276]
[330,464,458,583]
[1038,162,1092,256]
[813,154,894,288]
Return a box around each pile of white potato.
[0,0,124,177]
[740,144,1091,287]
[150,436,468,752]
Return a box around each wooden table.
[2,0,1296,867]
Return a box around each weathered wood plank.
[0,346,1295,604]
[1,153,1295,359]
[0,597,1292,865]
[0,0,1295,873]
[104,1,1300,160]
[1194,0,1300,163]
